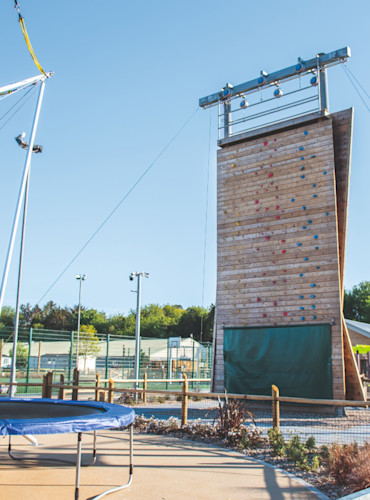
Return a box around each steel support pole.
[319,67,329,112]
[223,101,232,139]
[75,432,82,500]
[0,80,46,315]
[76,278,82,367]
[134,274,141,396]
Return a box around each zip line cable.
[0,86,36,131]
[200,110,212,342]
[342,65,370,113]
[37,107,200,304]
[343,64,370,100]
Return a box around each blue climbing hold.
[297,243,302,246]
[323,171,327,175]
[301,316,305,320]
[291,198,295,202]
[300,307,304,310]
[300,166,305,171]
[304,131,308,135]
[311,305,316,309]
[299,273,303,277]
[299,295,304,299]
[316,266,320,269]
[310,294,315,298]
[315,246,319,250]
[304,257,308,261]
[299,147,304,151]
[301,175,305,179]
[311,155,316,158]
[302,226,307,229]
[302,206,306,210]
[325,212,329,216]
[313,315,316,319]
[313,194,317,198]
[314,235,318,239]
[308,220,312,224]
[311,283,316,287]
[312,184,316,187]
[300,157,304,160]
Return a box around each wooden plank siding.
[213,109,364,401]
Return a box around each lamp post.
[75,274,86,369]
[129,272,149,397]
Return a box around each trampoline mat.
[0,401,106,419]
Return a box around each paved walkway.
[0,431,324,499]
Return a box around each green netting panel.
[224,324,333,399]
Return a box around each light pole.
[129,271,149,396]
[75,274,86,369]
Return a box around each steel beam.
[199,47,350,108]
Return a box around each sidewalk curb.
[339,489,370,500]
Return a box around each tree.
[177,306,213,341]
[0,306,15,328]
[344,282,370,322]
[75,324,100,371]
[9,342,28,369]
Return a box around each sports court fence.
[0,326,212,393]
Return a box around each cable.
[343,64,370,100]
[342,65,370,113]
[0,86,36,131]
[200,110,212,342]
[37,107,200,304]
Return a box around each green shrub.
[268,427,285,456]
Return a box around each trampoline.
[0,397,135,499]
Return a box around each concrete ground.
[0,431,323,500]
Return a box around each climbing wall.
[213,109,364,400]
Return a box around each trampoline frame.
[0,398,134,499]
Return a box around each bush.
[329,442,370,492]
[216,391,255,438]
[268,427,286,456]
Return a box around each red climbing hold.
[272,280,276,284]
[268,173,273,178]
[256,248,260,251]
[263,313,267,318]
[283,269,286,272]
[255,200,259,204]
[283,312,288,316]
[257,297,261,302]
[275,205,279,210]
[273,301,277,306]
[274,139,277,142]
[265,236,270,241]
[274,149,277,152]
[276,196,279,199]
[282,250,286,253]
[275,216,280,219]
[263,142,268,146]
[281,239,286,243]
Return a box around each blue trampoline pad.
[0,398,135,435]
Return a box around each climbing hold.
[263,313,267,318]
[304,257,308,261]
[300,307,304,310]
[291,198,295,202]
[316,266,320,269]
[300,166,305,170]
[281,250,286,254]
[311,305,316,309]
[265,207,269,211]
[325,212,329,216]
[312,315,316,319]
[315,246,319,250]
[302,226,307,230]
[302,206,306,210]
[313,194,317,198]
[297,243,302,247]
[283,312,288,316]
[311,155,316,158]
[256,248,260,251]
[304,131,308,135]
[281,239,286,243]
[268,172,273,178]
[301,175,305,179]
[231,163,235,168]
[236,222,240,226]
[265,236,270,241]
[299,147,304,151]
[301,317,305,321]
[308,220,312,224]
[299,273,303,277]
[257,297,261,302]
[283,269,287,273]
[299,295,304,299]
[323,171,327,175]
[275,205,279,209]
[275,216,280,219]
[263,142,268,146]
[274,148,277,151]
[311,283,316,287]
[274,139,277,142]
[312,184,316,187]
[273,301,277,306]
[314,235,318,239]
[255,200,259,204]
[300,157,304,160]
[272,281,276,284]
[310,294,315,298]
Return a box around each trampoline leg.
[75,432,82,500]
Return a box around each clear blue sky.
[0,1,369,316]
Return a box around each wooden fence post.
[72,368,79,401]
[46,371,53,399]
[95,373,100,401]
[143,372,147,403]
[108,378,114,404]
[42,373,47,398]
[272,384,280,430]
[58,373,66,400]
[181,373,188,427]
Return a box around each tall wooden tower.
[200,48,365,400]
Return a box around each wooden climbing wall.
[213,109,364,400]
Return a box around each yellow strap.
[19,15,46,76]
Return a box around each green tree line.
[0,302,214,342]
[344,281,370,323]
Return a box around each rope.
[200,110,212,342]
[18,15,46,76]
[342,65,370,114]
[0,86,36,131]
[37,107,200,304]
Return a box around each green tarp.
[224,324,332,398]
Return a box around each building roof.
[346,319,370,339]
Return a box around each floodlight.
[15,133,42,153]
[310,75,318,86]
[273,88,283,98]
[240,99,249,109]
